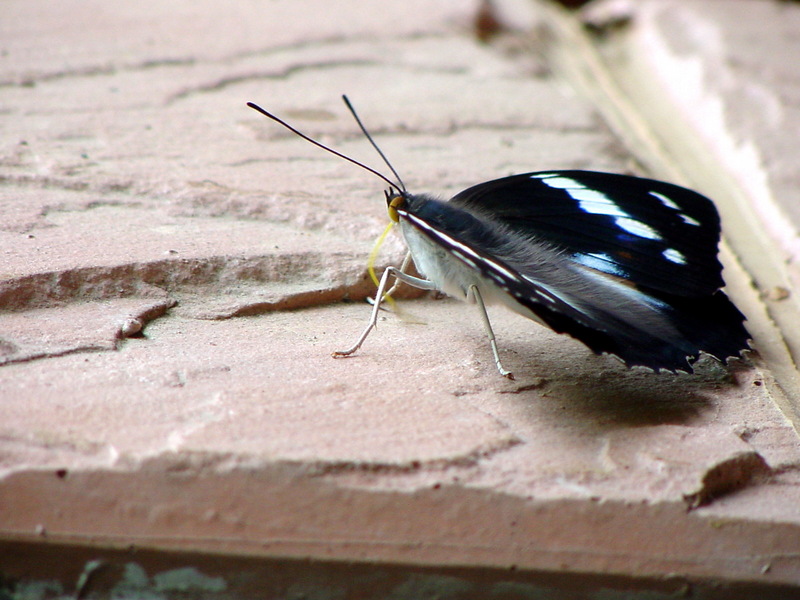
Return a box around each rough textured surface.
[1,0,799,594]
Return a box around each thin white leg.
[468,284,514,379]
[383,252,413,299]
[366,251,413,308]
[333,264,436,358]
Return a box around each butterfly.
[247,98,750,378]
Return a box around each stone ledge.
[3,460,800,586]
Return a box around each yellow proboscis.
[367,221,397,309]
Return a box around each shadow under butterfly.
[247,97,751,379]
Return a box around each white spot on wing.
[663,248,686,264]
[539,176,584,190]
[570,188,629,219]
[680,214,701,226]
[650,191,679,210]
[650,190,701,226]
[541,175,664,241]
[615,217,662,241]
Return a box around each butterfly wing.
[398,171,749,372]
[450,171,724,297]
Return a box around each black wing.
[450,171,724,297]
[399,172,750,372]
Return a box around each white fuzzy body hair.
[399,219,549,326]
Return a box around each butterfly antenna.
[341,95,407,192]
[246,102,399,190]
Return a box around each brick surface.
[1,0,799,592]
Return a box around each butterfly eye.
[387,194,405,223]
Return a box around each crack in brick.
[0,31,453,89]
[0,57,196,88]
[164,60,379,105]
[0,344,111,367]
[303,436,524,478]
[0,174,137,198]
[0,298,176,366]
[135,437,525,480]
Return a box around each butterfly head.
[385,189,407,223]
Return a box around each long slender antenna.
[341,95,406,192]
[246,101,401,191]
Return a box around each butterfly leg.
[468,284,514,380]
[365,252,413,308]
[382,252,413,300]
[333,263,436,358]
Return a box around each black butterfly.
[247,99,750,377]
